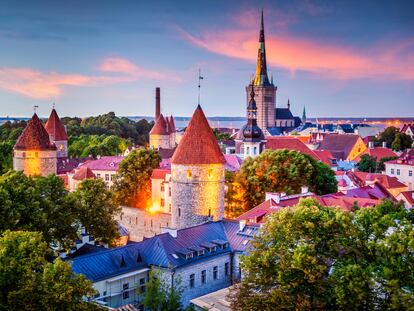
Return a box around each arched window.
[253,147,257,154]
[186,170,192,179]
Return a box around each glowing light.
[147,202,162,214]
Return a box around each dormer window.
[186,253,194,260]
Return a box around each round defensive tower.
[170,105,226,229]
[13,113,57,176]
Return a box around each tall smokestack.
[155,87,161,121]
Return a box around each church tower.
[13,113,57,176]
[170,105,225,230]
[237,86,265,159]
[246,10,277,131]
[45,108,68,158]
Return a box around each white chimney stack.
[265,192,281,204]
[382,141,387,148]
[368,141,374,149]
[161,227,177,238]
[239,219,246,232]
[301,186,309,194]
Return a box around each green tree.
[358,154,378,172]
[0,141,13,174]
[233,150,337,213]
[224,171,245,218]
[229,199,414,311]
[142,270,194,311]
[71,178,120,244]
[113,148,161,208]
[391,132,413,151]
[377,126,400,148]
[0,230,101,310]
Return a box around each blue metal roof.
[71,220,259,282]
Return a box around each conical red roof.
[14,113,56,151]
[169,115,176,132]
[165,116,171,134]
[150,114,168,135]
[171,105,225,165]
[45,108,68,141]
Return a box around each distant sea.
[1,116,414,130]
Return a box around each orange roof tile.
[73,166,96,181]
[265,137,321,161]
[14,113,56,151]
[150,114,168,135]
[45,108,68,141]
[171,105,225,165]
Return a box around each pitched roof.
[73,166,96,181]
[169,116,176,132]
[45,108,68,141]
[150,114,168,135]
[151,168,170,180]
[400,191,414,205]
[318,134,362,160]
[314,150,337,167]
[224,154,243,172]
[275,108,294,119]
[354,147,397,162]
[171,105,225,165]
[265,137,321,161]
[349,171,406,189]
[14,113,56,151]
[80,156,123,171]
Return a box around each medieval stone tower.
[45,108,68,158]
[13,113,57,176]
[170,105,225,230]
[246,10,277,131]
[149,87,176,149]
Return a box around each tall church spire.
[302,106,307,123]
[254,10,270,86]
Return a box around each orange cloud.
[178,23,414,81]
[0,57,181,100]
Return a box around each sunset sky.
[0,0,413,118]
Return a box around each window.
[225,262,229,276]
[105,174,109,181]
[397,169,400,176]
[253,147,257,155]
[139,277,146,293]
[213,266,218,280]
[246,146,250,154]
[208,168,213,179]
[110,174,114,181]
[123,283,129,299]
[168,187,171,196]
[391,169,395,175]
[187,170,192,179]
[161,198,165,207]
[189,274,195,288]
[96,173,101,178]
[34,152,38,157]
[178,208,181,217]
[409,171,413,177]
[201,270,206,284]
[22,152,26,158]
[168,204,172,213]
[103,291,107,302]
[161,184,165,192]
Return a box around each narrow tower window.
[186,170,192,179]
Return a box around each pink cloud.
[0,57,181,100]
[178,21,414,81]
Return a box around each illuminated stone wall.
[117,206,172,242]
[150,134,171,149]
[13,149,57,176]
[246,85,277,130]
[171,163,225,230]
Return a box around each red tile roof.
[151,168,171,180]
[350,171,406,189]
[265,137,321,161]
[354,147,397,162]
[318,134,362,160]
[400,191,414,205]
[169,116,176,132]
[150,114,168,135]
[171,105,225,165]
[73,166,96,181]
[313,150,337,167]
[14,113,56,151]
[45,108,68,141]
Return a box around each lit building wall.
[171,163,225,230]
[149,134,171,149]
[13,149,57,176]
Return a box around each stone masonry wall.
[150,134,170,149]
[13,149,57,176]
[54,140,68,158]
[117,206,172,242]
[171,164,225,230]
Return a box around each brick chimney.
[155,87,161,121]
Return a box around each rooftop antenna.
[198,68,204,106]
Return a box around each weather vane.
[198,68,204,105]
